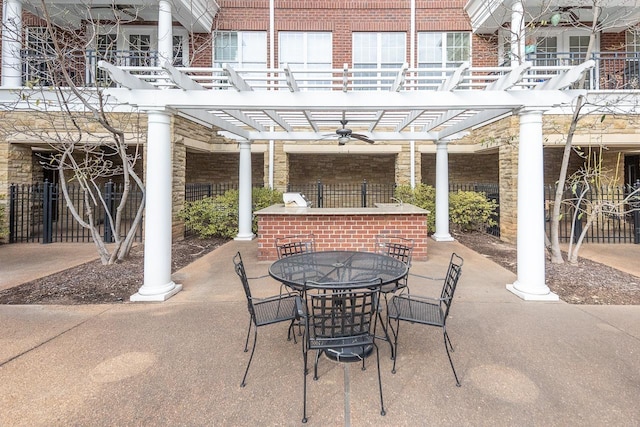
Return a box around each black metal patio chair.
[300,278,385,423]
[372,234,414,358]
[233,251,300,387]
[276,233,317,259]
[387,252,463,386]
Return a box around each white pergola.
[98,59,595,302]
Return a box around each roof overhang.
[96,59,593,144]
[22,0,218,32]
[465,0,640,34]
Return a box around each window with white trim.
[214,31,267,68]
[353,32,406,90]
[279,32,332,90]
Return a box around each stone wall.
[288,153,395,185]
[421,152,499,185]
[185,151,265,185]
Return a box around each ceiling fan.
[334,120,375,145]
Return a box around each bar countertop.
[255,203,429,215]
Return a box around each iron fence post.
[42,180,53,244]
[104,180,115,243]
[317,180,323,208]
[634,180,640,244]
[361,180,367,207]
[9,184,16,243]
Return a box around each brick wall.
[257,212,429,261]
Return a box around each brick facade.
[257,212,429,261]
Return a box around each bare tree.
[1,1,148,264]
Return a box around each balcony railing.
[17,49,640,91]
[21,48,160,87]
[525,51,640,90]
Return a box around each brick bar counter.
[255,203,429,261]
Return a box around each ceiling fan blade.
[351,133,375,144]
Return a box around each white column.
[235,140,255,241]
[432,140,454,241]
[511,0,525,65]
[131,109,182,302]
[2,0,23,87]
[507,110,558,301]
[158,0,173,63]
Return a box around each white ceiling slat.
[485,62,531,91]
[438,62,470,91]
[391,63,409,92]
[223,63,253,92]
[161,60,205,91]
[98,61,156,90]
[283,64,299,92]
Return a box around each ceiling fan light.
[338,136,350,145]
[550,12,562,26]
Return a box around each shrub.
[179,187,283,239]
[449,190,498,232]
[394,184,436,231]
[0,194,7,242]
[394,184,497,234]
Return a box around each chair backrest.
[276,234,317,259]
[440,253,464,320]
[233,251,256,322]
[303,278,382,344]
[374,235,414,267]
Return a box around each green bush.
[394,184,436,231]
[449,190,498,232]
[394,184,497,234]
[178,187,283,239]
[0,194,7,242]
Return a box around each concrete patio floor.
[1,239,639,426]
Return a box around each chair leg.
[287,319,298,344]
[376,309,395,360]
[302,345,309,423]
[313,350,321,380]
[373,343,386,416]
[443,329,461,387]
[391,319,400,374]
[243,319,253,352]
[241,327,258,387]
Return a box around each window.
[214,31,267,68]
[24,27,55,85]
[353,32,405,90]
[88,27,188,86]
[417,32,470,89]
[279,32,332,90]
[418,32,470,68]
[627,28,640,52]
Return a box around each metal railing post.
[317,180,323,208]
[361,180,367,207]
[42,180,53,244]
[9,184,17,243]
[634,180,640,244]
[104,180,114,243]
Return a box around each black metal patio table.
[269,250,408,361]
[268,250,408,292]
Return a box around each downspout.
[269,0,275,189]
[410,0,416,188]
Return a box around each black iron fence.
[544,183,640,244]
[10,180,639,244]
[287,180,396,208]
[8,180,143,243]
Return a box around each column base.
[234,233,256,241]
[130,283,183,302]
[431,233,455,242]
[506,284,559,301]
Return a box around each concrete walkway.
[0,239,639,426]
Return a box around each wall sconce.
[550,12,562,26]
